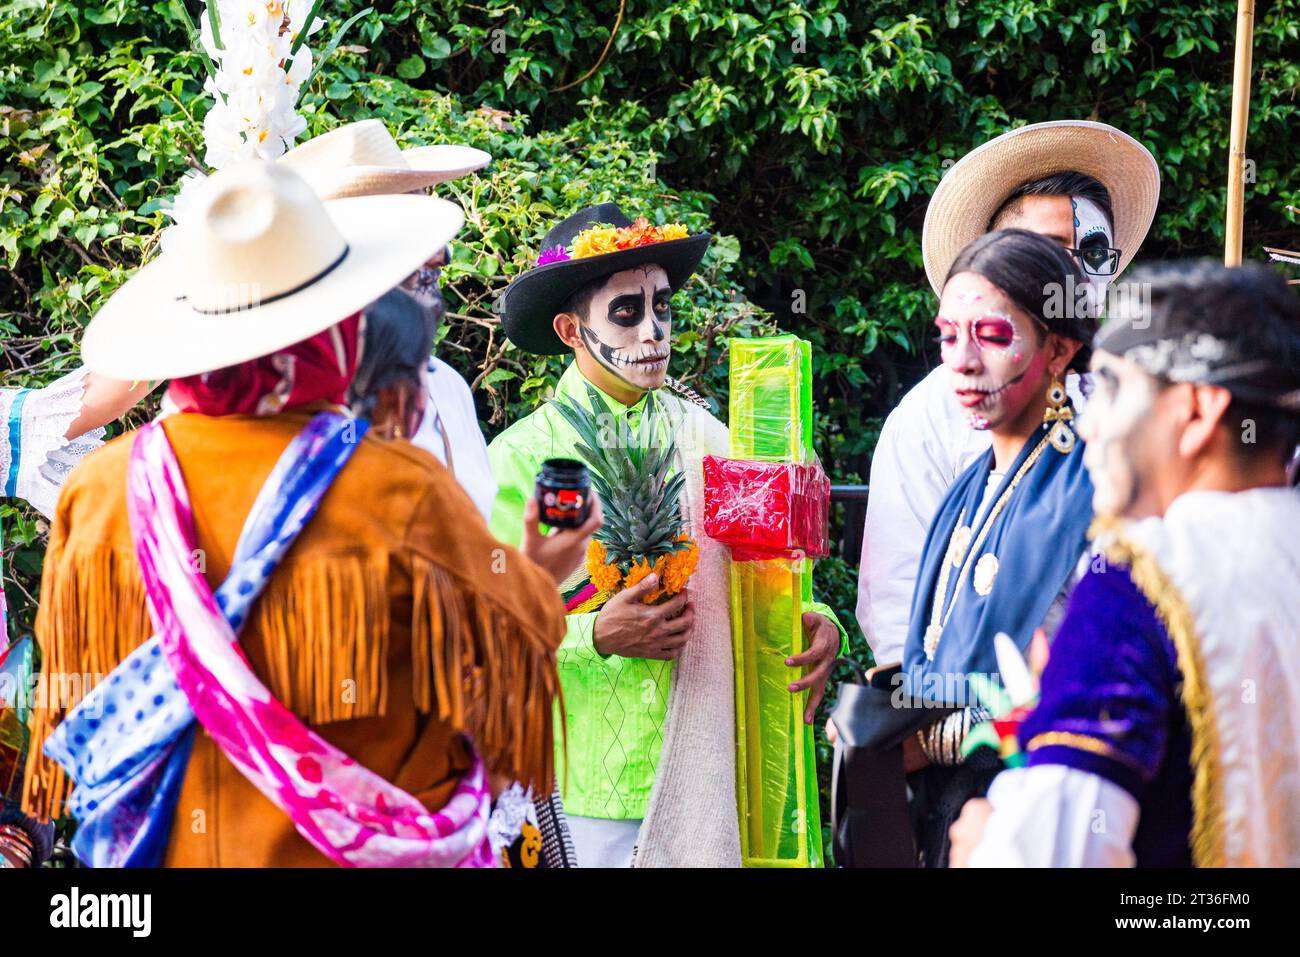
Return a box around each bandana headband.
[1104,329,1300,411]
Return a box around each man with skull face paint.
[489,204,846,867]
[952,262,1300,868]
[857,121,1161,670]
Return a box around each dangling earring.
[1043,375,1076,454]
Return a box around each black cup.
[535,458,591,529]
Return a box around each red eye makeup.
[934,313,1023,353]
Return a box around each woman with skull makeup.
[889,228,1098,867]
[857,121,1160,674]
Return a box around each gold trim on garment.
[1025,730,1141,769]
[1089,517,1225,869]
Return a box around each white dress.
[410,357,497,521]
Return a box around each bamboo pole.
[1224,0,1257,266]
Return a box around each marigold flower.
[636,554,674,604]
[571,226,621,259]
[587,540,623,593]
[622,556,657,591]
[562,219,691,262]
[624,224,663,248]
[660,540,700,595]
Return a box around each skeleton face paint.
[1070,196,1118,296]
[576,265,673,393]
[1078,350,1162,519]
[997,193,1117,307]
[937,272,1050,432]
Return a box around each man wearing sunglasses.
[855,120,1160,673]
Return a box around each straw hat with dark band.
[279,119,491,200]
[81,161,464,381]
[922,120,1160,295]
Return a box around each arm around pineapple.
[593,573,694,660]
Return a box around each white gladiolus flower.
[213,41,281,93]
[285,0,325,37]
[284,44,312,88]
[202,105,246,169]
[174,0,315,221]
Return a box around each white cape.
[1100,487,1300,866]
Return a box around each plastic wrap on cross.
[702,456,830,560]
[701,334,830,561]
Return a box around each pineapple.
[550,383,696,593]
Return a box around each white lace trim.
[2,367,105,519]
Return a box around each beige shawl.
[632,398,742,867]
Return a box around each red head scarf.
[166,313,363,416]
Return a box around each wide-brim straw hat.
[279,118,491,199]
[922,120,1160,294]
[500,202,711,355]
[81,161,464,381]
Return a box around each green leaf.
[397,55,426,80]
[710,234,741,264]
[422,36,452,61]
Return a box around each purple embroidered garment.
[1020,563,1193,866]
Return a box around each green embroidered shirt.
[488,362,845,820]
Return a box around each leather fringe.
[411,556,559,794]
[22,547,152,822]
[252,554,391,724]
[22,548,394,820]
[24,545,562,817]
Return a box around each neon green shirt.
[488,362,845,819]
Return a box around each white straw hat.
[81,161,464,381]
[279,119,491,199]
[922,120,1160,294]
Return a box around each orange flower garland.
[570,218,690,261]
[586,540,624,593]
[585,537,701,605]
[659,540,700,596]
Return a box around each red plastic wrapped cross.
[702,455,830,561]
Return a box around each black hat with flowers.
[499,202,711,355]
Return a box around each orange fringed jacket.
[22,408,565,867]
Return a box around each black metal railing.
[830,484,868,563]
